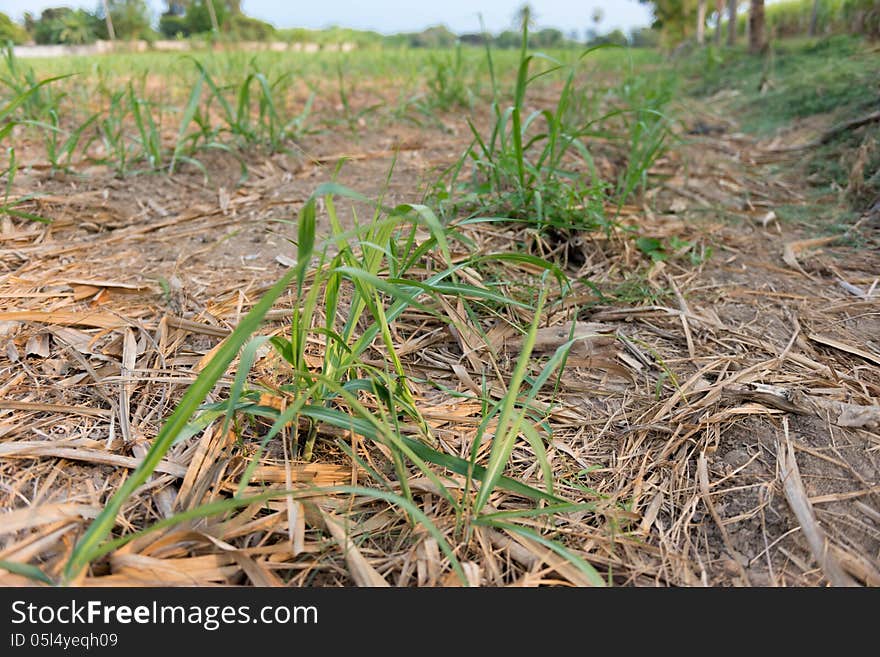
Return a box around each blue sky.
[1,1,655,34]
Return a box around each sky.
[0,1,655,35]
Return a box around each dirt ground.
[1,92,878,586]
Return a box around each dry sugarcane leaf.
[782,235,839,275]
[25,333,50,358]
[320,509,389,587]
[0,320,20,338]
[49,326,97,355]
[0,401,112,417]
[65,279,152,292]
[0,310,133,329]
[0,441,186,477]
[0,503,101,535]
[110,553,239,585]
[777,419,858,587]
[807,333,880,367]
[721,383,811,415]
[502,321,616,357]
[811,399,880,429]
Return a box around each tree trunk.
[727,0,737,46]
[715,0,724,44]
[102,0,115,41]
[697,0,708,45]
[205,0,220,33]
[809,0,820,36]
[749,0,765,54]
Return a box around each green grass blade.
[0,560,54,586]
[402,436,563,504]
[476,519,605,586]
[521,420,554,496]
[170,72,204,174]
[473,280,549,514]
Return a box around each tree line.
[0,1,275,46]
[640,0,879,51]
[2,0,874,49]
[0,1,657,50]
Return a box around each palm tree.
[809,0,820,36]
[727,0,737,46]
[749,0,765,53]
[102,0,115,40]
[697,0,707,44]
[59,10,96,44]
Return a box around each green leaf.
[475,520,605,586]
[402,437,563,504]
[170,72,204,174]
[0,560,54,586]
[635,236,666,261]
[473,280,549,513]
[296,198,317,289]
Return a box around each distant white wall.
[12,40,356,58]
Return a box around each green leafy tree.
[532,28,564,47]
[97,1,154,40]
[224,13,276,40]
[160,0,189,37]
[184,0,230,34]
[28,7,103,45]
[30,8,71,44]
[59,10,98,44]
[495,30,520,48]
[630,26,661,47]
[639,0,699,45]
[0,12,29,44]
[159,13,188,37]
[587,28,629,46]
[408,25,457,48]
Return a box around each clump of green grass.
[0,46,66,122]
[0,47,320,181]
[0,148,49,223]
[435,41,602,232]
[613,69,676,203]
[94,83,171,177]
[189,57,314,152]
[435,23,673,238]
[425,42,474,111]
[333,57,384,133]
[0,49,69,220]
[55,175,605,586]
